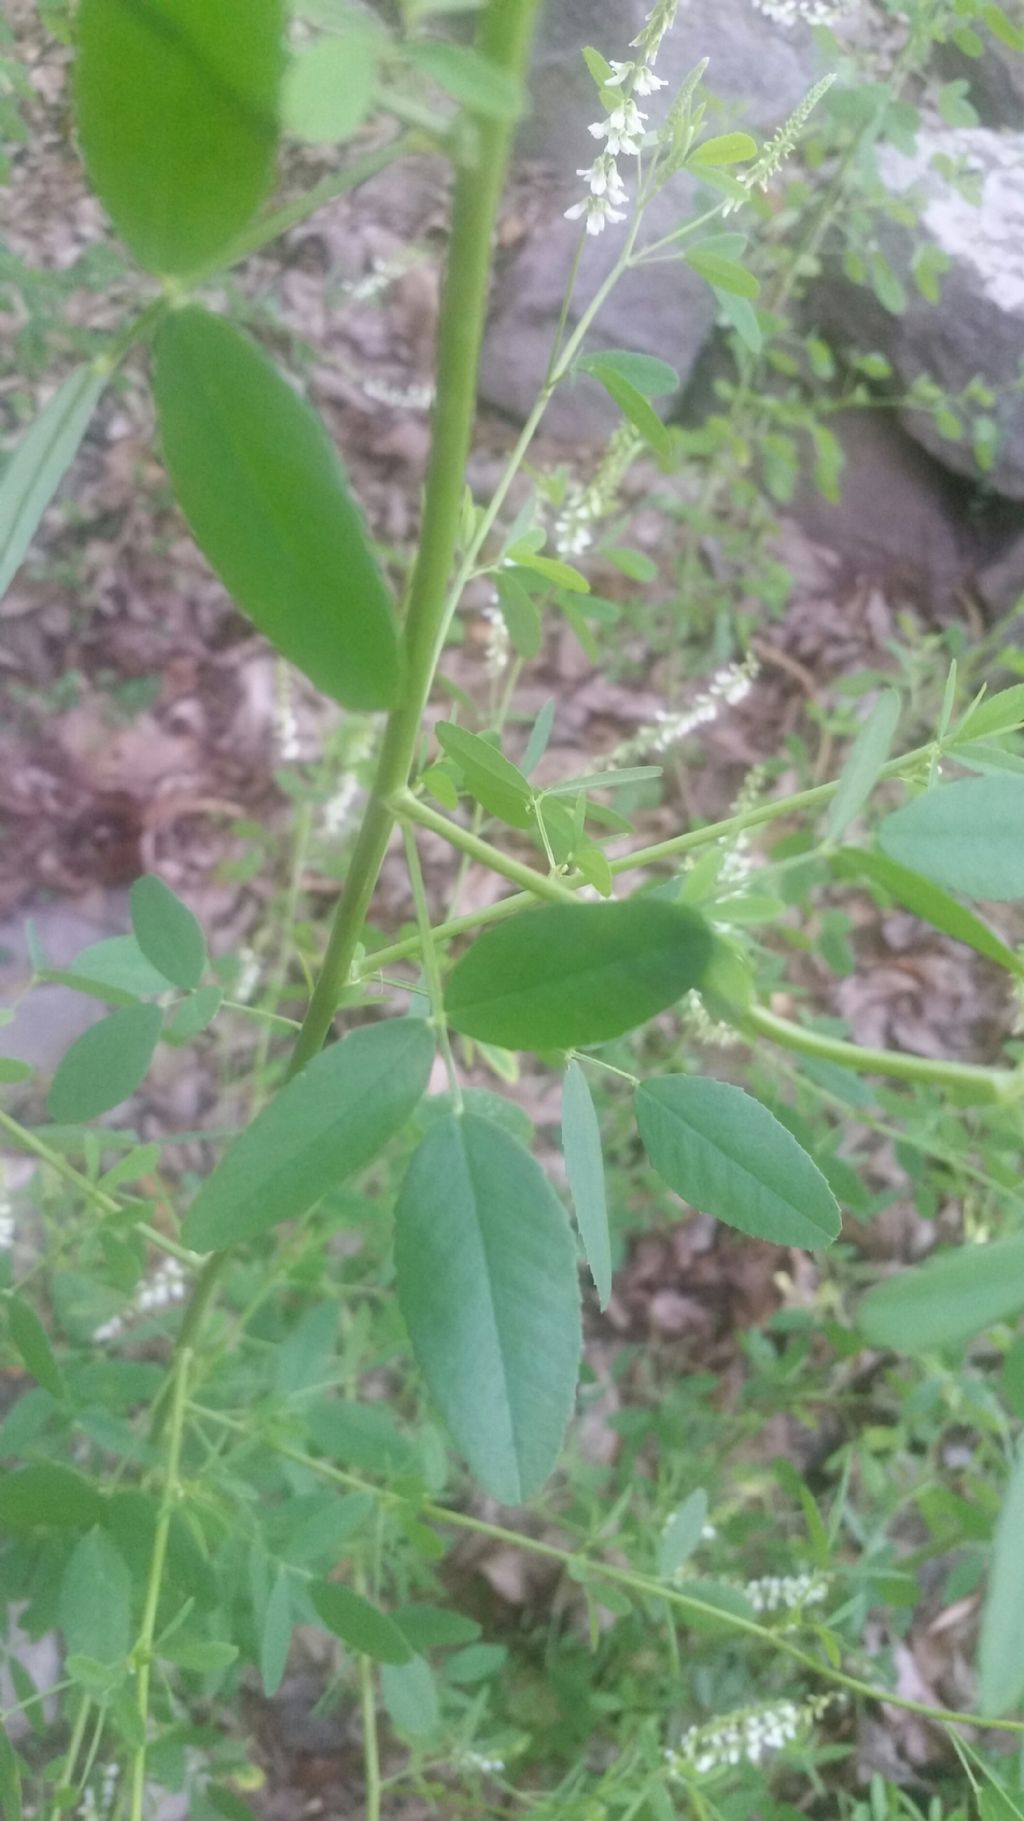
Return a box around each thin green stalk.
[355,738,936,980]
[402,823,462,1106]
[130,1348,191,1821]
[47,1695,91,1821]
[743,1004,1020,1103]
[187,1404,1024,1739]
[0,1106,201,1287]
[250,796,314,1109]
[394,790,577,905]
[289,0,543,1075]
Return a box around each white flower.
[482,602,511,679]
[235,945,261,1004]
[608,657,759,763]
[564,194,629,236]
[589,99,648,157]
[745,1570,829,1614]
[578,156,629,204]
[667,1695,833,1778]
[634,64,668,96]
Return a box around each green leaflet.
[879,775,1024,902]
[0,365,107,601]
[858,1234,1024,1353]
[404,40,521,120]
[58,1529,132,1666]
[562,1061,612,1308]
[154,307,400,711]
[310,1582,413,1664]
[832,849,1023,976]
[74,0,284,276]
[979,1444,1024,1715]
[260,1569,292,1697]
[9,1297,66,1402]
[824,689,901,842]
[0,1464,103,1532]
[394,1114,582,1504]
[381,1655,440,1736]
[636,1076,841,1249]
[435,722,534,828]
[576,350,679,398]
[689,131,758,167]
[283,33,380,143]
[445,899,713,1051]
[47,1004,163,1124]
[184,1018,435,1250]
[130,875,207,990]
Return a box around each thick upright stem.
[289,0,542,1074]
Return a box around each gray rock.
[789,408,988,607]
[812,127,1024,498]
[482,0,825,430]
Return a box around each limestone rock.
[482,0,825,431]
[813,127,1024,498]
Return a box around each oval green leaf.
[47,1004,163,1123]
[282,33,380,144]
[435,722,534,829]
[824,689,900,842]
[0,1464,103,1532]
[381,1655,440,1737]
[9,1296,66,1402]
[0,366,108,601]
[154,307,400,711]
[576,350,679,399]
[445,900,713,1052]
[689,131,758,167]
[184,1017,434,1251]
[130,875,207,990]
[562,1061,612,1308]
[404,40,521,120]
[584,365,673,464]
[260,1568,292,1697]
[979,1444,1024,1716]
[879,776,1024,901]
[394,1114,582,1504]
[59,1529,132,1666]
[311,1581,413,1664]
[686,247,761,299]
[858,1234,1024,1354]
[636,1076,841,1249]
[832,849,1023,977]
[74,0,284,276]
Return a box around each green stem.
[288,0,543,1076]
[130,1348,191,1821]
[742,1004,1019,1103]
[402,823,462,1106]
[394,790,577,905]
[188,1404,1024,1739]
[0,1107,201,1287]
[355,739,936,979]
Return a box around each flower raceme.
[564,0,681,235]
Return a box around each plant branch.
[188,1404,1024,1739]
[355,739,937,979]
[288,0,543,1076]
[741,1004,1020,1103]
[130,1347,191,1821]
[393,790,577,904]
